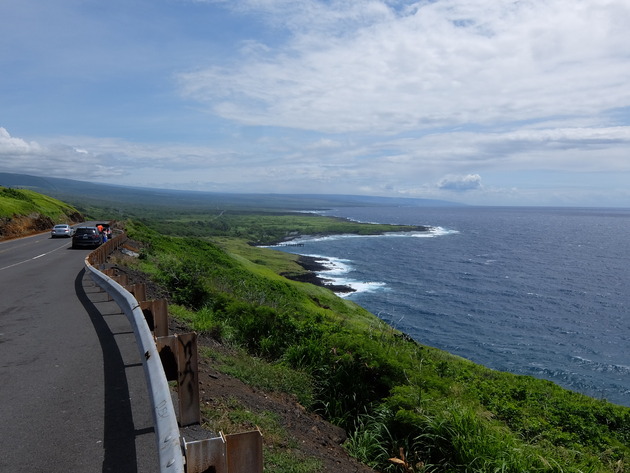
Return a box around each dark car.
[72,226,104,249]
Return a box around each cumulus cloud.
[0,128,123,180]
[0,127,42,154]
[180,0,630,134]
[438,174,483,191]
[3,1,630,205]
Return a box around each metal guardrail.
[85,230,263,473]
[85,232,185,473]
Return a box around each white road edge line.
[0,241,72,271]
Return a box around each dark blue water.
[275,206,630,407]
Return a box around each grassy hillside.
[0,186,80,219]
[0,187,83,239]
[118,218,629,473]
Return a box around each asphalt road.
[0,230,157,472]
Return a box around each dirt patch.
[0,212,83,241]
[0,214,55,240]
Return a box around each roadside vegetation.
[119,216,629,473]
[0,186,82,239]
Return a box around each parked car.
[51,224,74,238]
[72,226,104,249]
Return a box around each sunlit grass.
[199,345,315,408]
[202,396,324,473]
[0,187,80,221]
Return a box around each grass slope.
[0,187,83,238]
[0,187,80,219]
[120,219,629,473]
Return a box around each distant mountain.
[0,172,462,212]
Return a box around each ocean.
[273,206,630,407]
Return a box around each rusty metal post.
[102,268,129,286]
[140,299,169,337]
[177,332,199,426]
[226,430,263,473]
[184,434,227,473]
[112,273,129,286]
[124,283,146,303]
[157,335,178,381]
[183,430,262,473]
[157,333,201,426]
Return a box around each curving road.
[0,229,156,472]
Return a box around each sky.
[1,0,630,207]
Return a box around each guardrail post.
[124,283,146,304]
[112,273,129,286]
[140,299,169,337]
[157,333,200,426]
[184,434,227,473]
[226,430,263,473]
[86,228,264,472]
[183,430,263,473]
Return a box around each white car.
[51,224,74,238]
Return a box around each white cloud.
[180,0,630,134]
[438,173,482,191]
[3,1,630,206]
[0,127,42,154]
[0,128,122,179]
[2,120,630,205]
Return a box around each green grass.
[142,211,428,245]
[263,450,323,473]
[122,218,630,473]
[199,344,315,407]
[0,187,81,221]
[202,396,282,439]
[201,396,324,473]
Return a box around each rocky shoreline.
[285,255,356,294]
[274,225,434,294]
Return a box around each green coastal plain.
[2,186,629,472]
